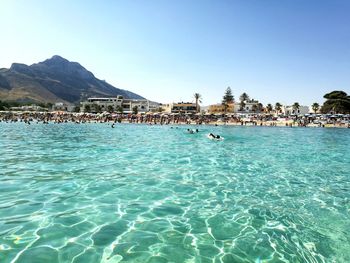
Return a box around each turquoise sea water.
[0,123,349,263]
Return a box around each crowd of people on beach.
[0,111,349,128]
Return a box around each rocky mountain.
[0,55,144,104]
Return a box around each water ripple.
[0,123,349,262]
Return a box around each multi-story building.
[208,103,235,114]
[234,100,261,113]
[159,102,198,114]
[10,105,48,112]
[52,102,75,112]
[122,99,149,113]
[161,104,173,113]
[282,105,309,115]
[170,102,198,114]
[80,96,156,113]
[208,100,263,114]
[148,101,163,112]
[80,96,124,112]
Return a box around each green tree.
[37,102,46,108]
[107,105,114,113]
[74,106,80,112]
[239,92,250,103]
[221,101,228,114]
[275,102,282,113]
[239,93,249,111]
[193,93,202,113]
[223,87,234,103]
[92,104,102,113]
[239,101,245,111]
[321,91,350,114]
[222,87,234,114]
[311,102,320,114]
[84,104,91,113]
[132,106,138,114]
[0,100,18,110]
[46,102,53,110]
[266,104,273,113]
[257,103,264,112]
[0,100,5,111]
[292,102,300,114]
[252,104,258,113]
[116,105,123,114]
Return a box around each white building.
[282,105,309,115]
[122,99,149,113]
[148,101,162,112]
[10,105,48,112]
[80,96,124,112]
[80,96,154,113]
[52,102,75,112]
[161,103,173,113]
[233,100,261,113]
[308,105,321,114]
[161,102,198,114]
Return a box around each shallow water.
[0,123,349,263]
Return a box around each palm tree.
[107,105,114,113]
[93,104,102,113]
[275,102,282,114]
[74,106,80,112]
[292,102,300,114]
[84,104,91,113]
[116,105,123,114]
[193,93,202,113]
[311,103,320,114]
[132,106,138,114]
[266,104,273,114]
[257,103,264,113]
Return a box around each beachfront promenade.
[1,111,349,128]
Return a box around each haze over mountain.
[0,55,144,104]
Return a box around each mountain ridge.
[0,55,145,104]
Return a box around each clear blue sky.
[1,0,349,106]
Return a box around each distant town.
[0,88,349,116]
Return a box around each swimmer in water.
[209,133,222,140]
[209,133,216,138]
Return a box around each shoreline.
[0,111,349,129]
[1,119,348,129]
